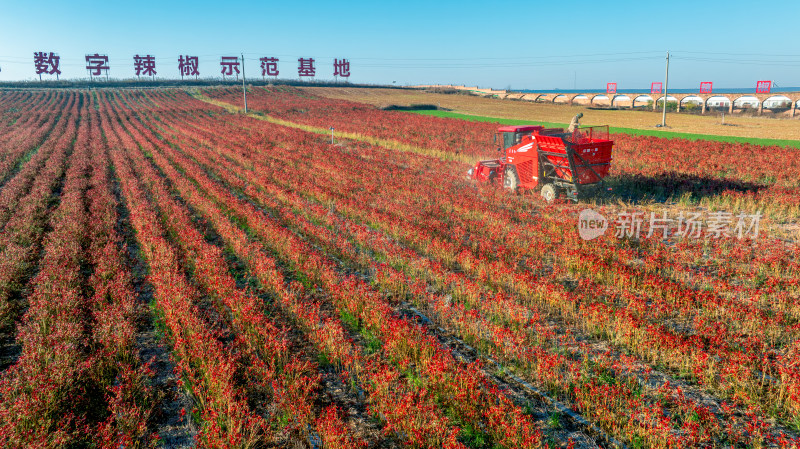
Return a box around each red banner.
[756,80,771,94]
[699,82,713,94]
[650,82,662,94]
[606,83,617,94]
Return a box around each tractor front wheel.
[541,183,559,202]
[503,166,519,191]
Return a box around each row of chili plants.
[102,93,285,448]
[0,92,155,447]
[108,89,465,448]
[177,94,800,410]
[0,91,66,185]
[145,104,800,444]
[199,86,798,300]
[203,86,800,192]
[0,92,80,340]
[114,90,557,448]
[98,89,367,447]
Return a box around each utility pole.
[241,53,247,113]
[661,51,669,127]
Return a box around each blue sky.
[1,0,798,90]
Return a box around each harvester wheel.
[503,166,519,191]
[541,183,559,202]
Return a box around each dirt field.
[302,87,800,142]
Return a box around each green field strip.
[410,110,800,149]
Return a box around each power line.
[356,56,661,69]
[674,50,800,57]
[671,56,800,67]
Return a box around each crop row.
[183,92,800,419]
[204,89,799,372]
[0,93,79,339]
[0,93,154,447]
[199,87,797,290]
[171,91,800,431]
[204,86,800,187]
[146,98,798,446]
[0,87,795,447]
[100,90,369,447]
[115,90,562,448]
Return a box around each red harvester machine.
[468,125,614,202]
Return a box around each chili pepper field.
[0,86,797,448]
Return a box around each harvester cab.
[469,124,614,202]
[494,126,532,151]
[496,125,540,152]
